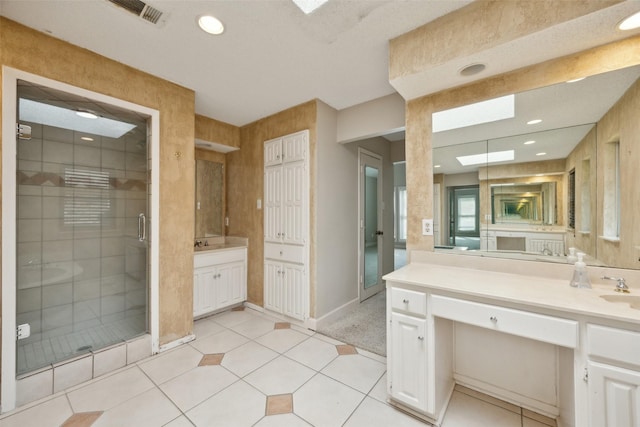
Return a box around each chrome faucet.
[541,246,553,256]
[602,276,630,293]
[194,240,203,248]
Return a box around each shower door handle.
[138,213,146,242]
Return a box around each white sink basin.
[600,294,640,310]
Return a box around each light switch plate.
[422,219,433,236]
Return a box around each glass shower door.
[16,80,149,375]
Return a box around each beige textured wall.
[1,18,196,345]
[596,77,640,268]
[402,35,640,260]
[195,114,240,149]
[226,101,317,311]
[389,0,622,81]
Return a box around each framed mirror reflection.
[432,64,640,269]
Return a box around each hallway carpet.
[317,291,386,356]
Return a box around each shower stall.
[14,79,150,375]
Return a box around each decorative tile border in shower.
[17,170,146,192]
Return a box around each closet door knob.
[490,316,498,322]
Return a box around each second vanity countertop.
[194,236,248,254]
[383,262,640,326]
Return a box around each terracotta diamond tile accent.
[336,344,358,355]
[199,353,224,366]
[266,394,293,416]
[231,306,245,311]
[61,411,103,427]
[274,322,291,330]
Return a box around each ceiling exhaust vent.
[107,0,164,25]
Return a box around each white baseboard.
[159,334,195,352]
[244,302,264,313]
[313,297,360,330]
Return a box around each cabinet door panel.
[264,138,282,166]
[264,167,282,242]
[264,261,282,313]
[282,263,305,320]
[589,361,640,427]
[282,131,307,163]
[390,312,427,412]
[216,261,245,307]
[194,268,217,317]
[283,161,306,245]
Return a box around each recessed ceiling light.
[76,110,98,119]
[618,11,640,31]
[523,140,536,145]
[567,77,585,83]
[434,164,441,168]
[536,152,547,156]
[459,63,486,77]
[81,136,94,141]
[527,119,542,125]
[198,15,224,35]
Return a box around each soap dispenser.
[570,252,591,288]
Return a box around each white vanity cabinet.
[193,247,247,318]
[587,324,640,427]
[263,130,309,321]
[388,288,429,412]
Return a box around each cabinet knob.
[418,336,424,341]
[403,299,409,304]
[490,316,498,322]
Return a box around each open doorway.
[448,185,481,250]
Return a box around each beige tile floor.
[0,307,557,427]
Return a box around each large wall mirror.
[195,159,224,238]
[432,64,640,269]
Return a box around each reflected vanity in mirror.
[432,65,640,269]
[195,158,224,238]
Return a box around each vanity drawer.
[431,295,578,348]
[587,324,640,368]
[391,288,427,316]
[264,243,304,264]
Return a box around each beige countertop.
[384,262,640,325]
[194,236,248,253]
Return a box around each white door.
[588,361,640,427]
[390,312,428,412]
[359,151,384,301]
[282,131,307,163]
[264,260,282,313]
[264,166,282,243]
[193,268,217,317]
[264,138,282,167]
[283,161,306,245]
[282,263,306,320]
[215,261,245,308]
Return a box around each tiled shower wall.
[16,120,148,375]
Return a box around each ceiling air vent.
[107,0,164,25]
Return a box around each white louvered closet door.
[264,166,282,243]
[283,161,306,246]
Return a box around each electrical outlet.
[422,219,433,236]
